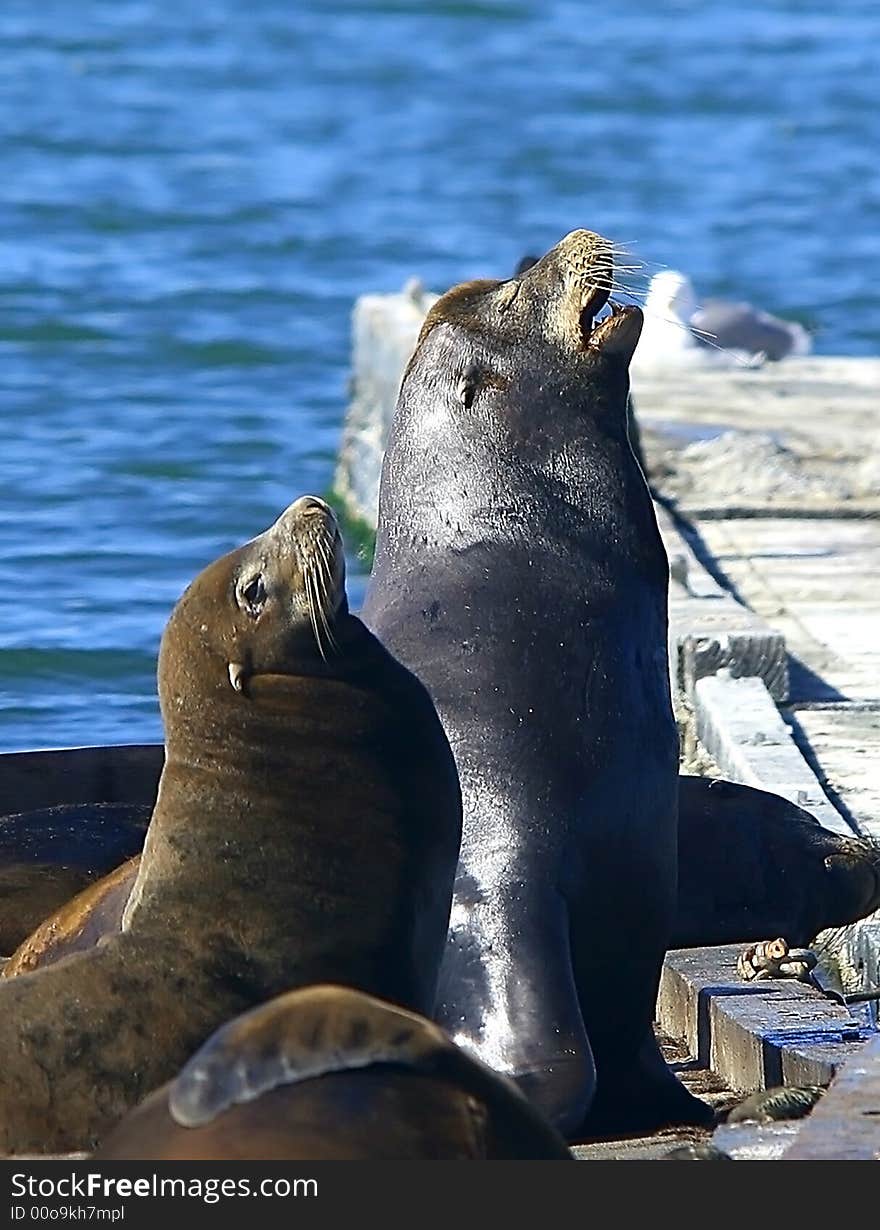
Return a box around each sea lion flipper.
[168,985,450,1127]
[168,985,573,1157]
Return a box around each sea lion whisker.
[605,280,647,298]
[303,569,328,661]
[309,540,334,607]
[638,305,757,367]
[316,596,339,657]
[311,569,338,658]
[306,558,338,658]
[314,533,336,578]
[606,242,673,273]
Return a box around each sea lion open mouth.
[587,301,644,357]
[577,284,611,346]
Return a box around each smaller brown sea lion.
[0,496,461,1154]
[95,985,572,1160]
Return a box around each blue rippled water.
[0,1,877,751]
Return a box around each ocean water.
[0,0,877,751]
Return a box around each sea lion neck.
[158,610,393,761]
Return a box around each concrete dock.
[334,288,880,1158]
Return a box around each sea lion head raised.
[158,495,358,743]
[378,228,653,572]
[121,494,462,1020]
[407,228,643,430]
[365,229,697,1138]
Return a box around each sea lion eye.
[239,574,267,617]
[458,365,482,409]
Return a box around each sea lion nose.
[291,495,333,519]
[282,495,339,534]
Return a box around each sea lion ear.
[598,306,644,365]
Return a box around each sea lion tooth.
[227,662,247,692]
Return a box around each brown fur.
[0,864,96,957]
[0,499,461,1153]
[3,856,138,978]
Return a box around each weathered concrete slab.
[669,586,789,702]
[792,708,880,846]
[692,518,880,705]
[712,1120,803,1160]
[784,1033,880,1160]
[334,282,436,529]
[658,506,790,701]
[634,357,880,520]
[694,673,854,837]
[709,989,864,1092]
[657,945,743,1059]
[657,947,869,1094]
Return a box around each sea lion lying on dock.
[672,776,880,949]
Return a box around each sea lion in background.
[2,855,139,977]
[12,774,877,981]
[672,776,880,949]
[363,229,709,1137]
[95,985,571,1160]
[0,802,150,955]
[0,496,461,1153]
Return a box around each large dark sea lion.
[0,496,461,1154]
[95,985,571,1160]
[362,229,710,1137]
